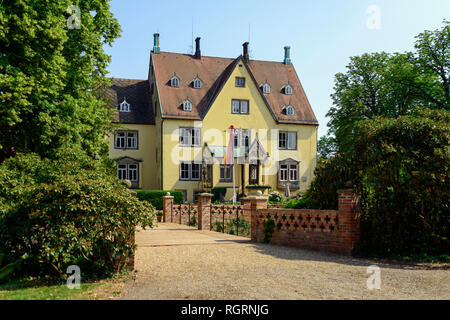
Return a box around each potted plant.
[245,185,271,195]
[156,211,163,222]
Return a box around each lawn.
[0,274,130,300]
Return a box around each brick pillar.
[240,197,251,223]
[337,189,361,255]
[197,193,213,230]
[249,193,268,241]
[162,193,174,223]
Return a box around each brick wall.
[251,189,360,255]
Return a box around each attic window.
[119,98,130,112]
[193,77,202,89]
[284,105,295,116]
[284,84,293,95]
[182,99,192,111]
[170,74,180,88]
[261,82,271,94]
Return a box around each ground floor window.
[117,163,139,183]
[180,162,201,181]
[278,159,300,190]
[220,164,233,182]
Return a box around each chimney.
[153,33,160,54]
[194,37,201,59]
[283,46,291,65]
[243,42,249,63]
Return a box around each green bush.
[307,109,449,257]
[306,154,355,210]
[353,111,449,256]
[268,191,284,203]
[136,190,184,210]
[0,149,155,277]
[284,197,318,209]
[212,187,227,202]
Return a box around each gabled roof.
[151,51,318,125]
[105,78,155,124]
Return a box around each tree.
[0,0,121,161]
[413,20,449,109]
[317,135,337,159]
[327,21,449,153]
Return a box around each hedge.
[136,190,184,210]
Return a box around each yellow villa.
[107,34,318,202]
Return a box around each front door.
[249,164,259,185]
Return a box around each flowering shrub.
[0,149,155,277]
[268,191,284,203]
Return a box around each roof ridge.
[110,77,147,82]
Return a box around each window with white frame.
[262,82,271,94]
[231,99,249,114]
[179,127,201,147]
[284,105,295,116]
[117,164,127,180]
[193,77,202,89]
[278,131,297,150]
[279,162,298,182]
[179,162,201,181]
[279,164,289,181]
[117,163,139,182]
[114,130,138,149]
[233,129,250,150]
[235,77,245,87]
[182,99,192,111]
[284,84,293,95]
[119,99,130,112]
[170,75,180,87]
[289,164,298,181]
[220,164,233,182]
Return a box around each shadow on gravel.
[249,242,450,271]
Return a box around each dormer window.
[170,74,180,88]
[182,99,192,111]
[119,98,130,112]
[261,82,271,94]
[284,105,295,116]
[284,84,293,95]
[192,77,202,89]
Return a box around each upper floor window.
[119,98,130,112]
[284,105,295,116]
[170,74,180,87]
[233,129,250,150]
[192,77,202,89]
[278,131,297,150]
[115,130,138,149]
[179,127,201,147]
[261,82,271,94]
[235,77,245,87]
[284,84,293,95]
[182,99,192,111]
[231,99,249,114]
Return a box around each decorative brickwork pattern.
[251,190,360,255]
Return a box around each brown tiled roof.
[152,51,317,125]
[105,78,155,124]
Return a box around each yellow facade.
[108,124,158,190]
[109,57,317,202]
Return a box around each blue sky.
[105,0,449,138]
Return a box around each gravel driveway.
[117,223,450,300]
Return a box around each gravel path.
[117,223,450,300]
